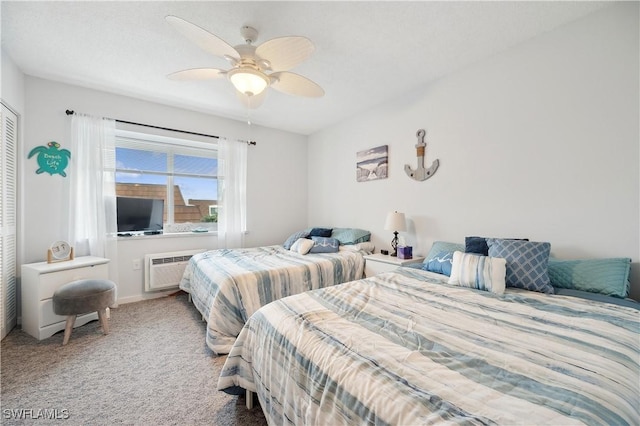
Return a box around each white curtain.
[68,114,117,275]
[217,139,247,249]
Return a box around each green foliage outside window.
[202,212,218,223]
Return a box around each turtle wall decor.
[28,141,71,177]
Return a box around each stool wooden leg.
[63,316,76,346]
[97,309,110,335]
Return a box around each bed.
[218,242,639,425]
[179,228,372,354]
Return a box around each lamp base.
[390,231,399,257]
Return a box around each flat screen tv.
[116,197,164,233]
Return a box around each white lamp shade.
[228,68,269,96]
[384,211,406,232]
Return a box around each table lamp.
[384,211,406,256]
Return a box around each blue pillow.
[309,227,332,237]
[283,229,310,250]
[423,251,454,276]
[425,241,465,262]
[465,236,529,256]
[465,237,489,255]
[309,237,340,253]
[487,239,553,294]
[548,258,631,298]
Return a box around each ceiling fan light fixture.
[166,18,323,102]
[228,68,269,96]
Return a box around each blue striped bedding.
[179,245,365,354]
[219,267,639,425]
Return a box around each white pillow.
[290,238,314,255]
[339,242,375,254]
[448,251,506,295]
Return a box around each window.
[115,130,218,234]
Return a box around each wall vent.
[144,249,206,292]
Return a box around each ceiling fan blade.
[256,36,314,71]
[165,15,240,61]
[236,90,267,109]
[270,72,324,98]
[168,68,226,80]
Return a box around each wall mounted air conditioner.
[144,249,206,292]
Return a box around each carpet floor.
[1,292,268,425]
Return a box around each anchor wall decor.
[404,129,439,181]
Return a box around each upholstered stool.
[52,279,116,345]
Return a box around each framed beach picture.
[357,145,388,182]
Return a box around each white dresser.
[21,256,110,340]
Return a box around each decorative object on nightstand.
[397,246,413,259]
[384,211,406,257]
[47,240,74,263]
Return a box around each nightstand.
[21,256,110,340]
[364,253,425,277]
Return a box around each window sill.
[117,231,217,240]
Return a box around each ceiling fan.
[166,15,324,108]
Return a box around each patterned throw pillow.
[423,251,454,276]
[465,236,529,256]
[486,239,553,294]
[448,251,506,295]
[309,237,340,253]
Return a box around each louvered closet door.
[1,103,18,340]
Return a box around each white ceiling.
[1,1,610,135]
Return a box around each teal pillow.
[425,241,465,263]
[331,228,370,245]
[548,258,631,298]
[487,239,553,294]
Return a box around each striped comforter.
[219,268,639,425]
[179,245,365,354]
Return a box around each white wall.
[308,3,640,299]
[21,77,308,304]
[1,49,25,114]
[1,51,26,255]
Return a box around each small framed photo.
[356,145,388,182]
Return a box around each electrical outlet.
[132,259,142,270]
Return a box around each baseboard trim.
[115,291,177,306]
